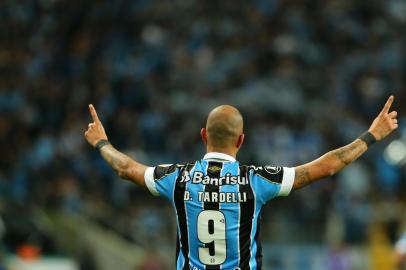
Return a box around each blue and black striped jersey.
[145,152,295,270]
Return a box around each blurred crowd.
[1,0,406,268]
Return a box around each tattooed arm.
[293,95,398,190]
[99,144,147,187]
[293,140,367,189]
[84,104,147,187]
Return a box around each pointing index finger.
[89,104,100,122]
[380,95,394,115]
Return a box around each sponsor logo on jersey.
[180,171,248,186]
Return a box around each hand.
[368,95,398,141]
[84,104,108,147]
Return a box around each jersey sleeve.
[249,165,295,203]
[144,164,180,200]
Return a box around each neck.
[206,145,237,159]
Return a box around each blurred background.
[1,0,405,269]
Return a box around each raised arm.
[293,95,398,190]
[84,104,147,188]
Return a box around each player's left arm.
[84,104,147,188]
[293,95,398,190]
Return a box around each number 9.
[197,210,227,265]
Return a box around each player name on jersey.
[181,172,248,186]
[183,191,247,203]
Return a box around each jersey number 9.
[197,210,227,265]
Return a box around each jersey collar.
[203,152,236,162]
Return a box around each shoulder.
[241,164,284,184]
[154,162,197,180]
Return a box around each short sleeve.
[144,164,180,200]
[250,166,295,203]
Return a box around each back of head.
[206,105,244,148]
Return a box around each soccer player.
[85,96,398,270]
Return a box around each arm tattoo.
[331,139,366,166]
[96,144,148,187]
[100,145,131,176]
[294,166,311,189]
[293,139,368,190]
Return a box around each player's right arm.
[293,95,398,190]
[84,104,148,188]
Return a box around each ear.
[236,133,245,149]
[201,128,208,144]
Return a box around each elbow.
[327,168,336,177]
[322,162,337,177]
[320,154,339,177]
[116,161,134,180]
[325,162,338,176]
